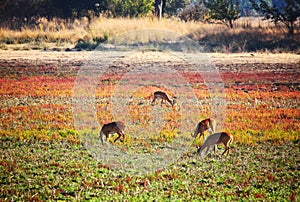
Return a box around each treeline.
[0,0,155,21]
[0,0,287,21]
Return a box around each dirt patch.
[0,50,299,82]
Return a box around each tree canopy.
[204,0,241,28]
[250,0,300,35]
[0,0,297,32]
[0,0,154,23]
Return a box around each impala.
[197,132,233,157]
[193,118,216,139]
[99,121,125,144]
[151,91,175,107]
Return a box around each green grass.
[1,136,299,201]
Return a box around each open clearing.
[0,50,299,201]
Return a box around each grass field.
[0,50,299,201]
[1,138,298,200]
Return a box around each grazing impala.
[193,118,216,139]
[99,121,125,144]
[151,91,175,107]
[197,132,233,157]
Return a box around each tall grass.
[0,17,198,44]
[0,17,299,52]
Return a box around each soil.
[0,50,299,88]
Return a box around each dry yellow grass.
[0,17,266,42]
[0,17,201,44]
[0,17,298,52]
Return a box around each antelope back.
[101,121,125,135]
[217,132,232,145]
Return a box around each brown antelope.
[197,132,233,157]
[151,91,175,107]
[99,121,125,144]
[193,118,216,140]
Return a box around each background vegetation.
[0,0,299,52]
[0,17,299,52]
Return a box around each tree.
[109,0,154,17]
[177,3,208,22]
[164,0,190,17]
[154,0,166,20]
[204,0,240,28]
[250,0,300,35]
[0,0,98,21]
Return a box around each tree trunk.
[158,0,163,20]
[288,21,294,36]
[229,20,233,29]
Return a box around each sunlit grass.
[0,17,200,47]
[0,17,298,52]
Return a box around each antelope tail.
[210,119,216,133]
[193,123,200,138]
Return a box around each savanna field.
[0,18,300,201]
